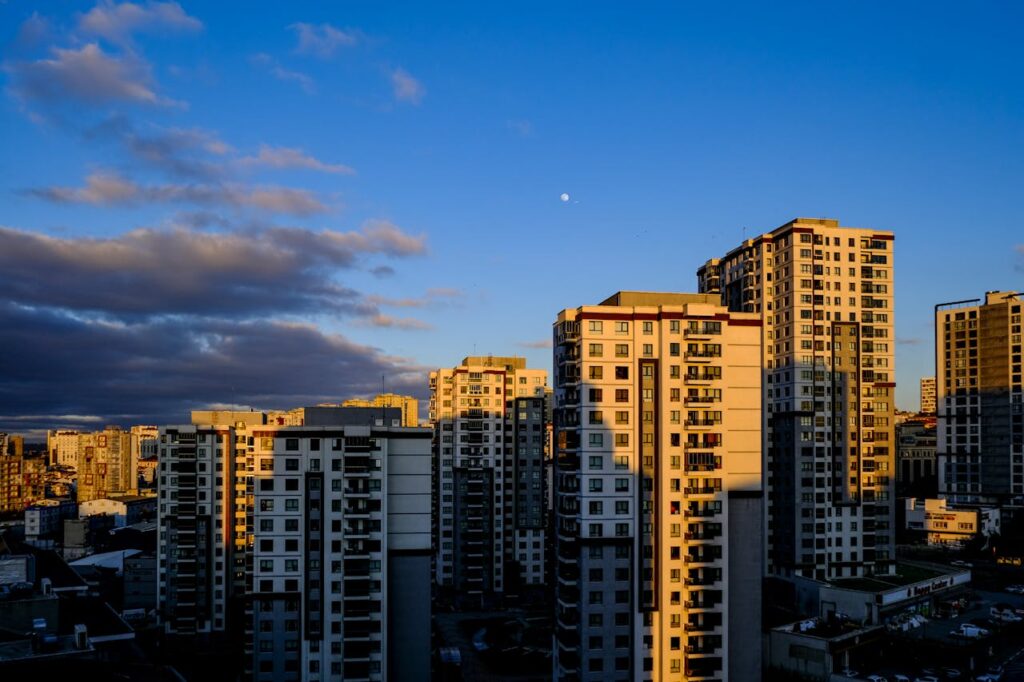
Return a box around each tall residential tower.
[429,356,549,605]
[158,407,432,682]
[699,218,896,580]
[553,292,763,682]
[935,291,1023,505]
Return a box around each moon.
[560,193,570,202]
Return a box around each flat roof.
[598,291,719,307]
[830,563,944,593]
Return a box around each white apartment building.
[553,292,763,682]
[158,407,431,682]
[429,356,548,605]
[47,429,81,467]
[700,218,896,581]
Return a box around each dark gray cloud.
[83,117,231,180]
[897,337,923,346]
[0,222,427,319]
[516,338,552,349]
[0,302,428,433]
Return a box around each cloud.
[0,222,426,319]
[360,314,432,331]
[366,288,462,308]
[12,13,52,51]
[289,22,358,58]
[78,1,203,45]
[84,118,231,179]
[897,338,923,346]
[27,171,329,216]
[5,43,181,108]
[390,67,425,105]
[250,53,315,94]
[1015,244,1024,272]
[370,265,395,278]
[516,339,553,349]
[239,145,355,175]
[0,302,429,432]
[506,119,533,137]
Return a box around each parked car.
[914,676,939,682]
[951,560,973,567]
[1004,585,1024,594]
[866,675,887,682]
[840,669,859,678]
[975,675,1000,682]
[892,675,910,682]
[941,668,961,679]
[951,623,989,638]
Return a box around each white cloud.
[289,22,358,58]
[239,145,355,175]
[390,67,425,105]
[78,1,203,45]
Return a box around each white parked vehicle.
[950,623,989,638]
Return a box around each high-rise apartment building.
[920,377,937,414]
[158,407,431,682]
[0,440,45,513]
[342,394,420,427]
[935,291,1023,505]
[76,427,137,503]
[699,217,896,580]
[552,292,763,682]
[429,356,548,605]
[47,430,81,467]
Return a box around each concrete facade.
[158,407,431,682]
[429,356,549,604]
[553,292,762,682]
[700,217,897,581]
[936,291,1023,505]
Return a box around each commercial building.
[158,406,431,682]
[935,291,1023,505]
[552,291,762,682]
[920,376,937,415]
[76,428,138,503]
[699,217,896,580]
[342,394,420,427]
[429,356,549,605]
[903,497,1000,545]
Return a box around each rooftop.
[830,563,945,593]
[598,291,718,307]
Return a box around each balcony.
[684,395,719,405]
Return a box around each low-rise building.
[78,495,157,528]
[904,497,1000,545]
[24,499,78,547]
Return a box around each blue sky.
[1,1,1022,431]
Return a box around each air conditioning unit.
[74,624,88,649]
[41,578,52,595]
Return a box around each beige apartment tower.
[429,357,549,606]
[935,291,1023,505]
[77,427,138,503]
[699,218,896,580]
[920,377,937,415]
[553,292,763,682]
[342,394,419,427]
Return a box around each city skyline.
[3,1,1024,436]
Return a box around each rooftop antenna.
[381,374,386,423]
